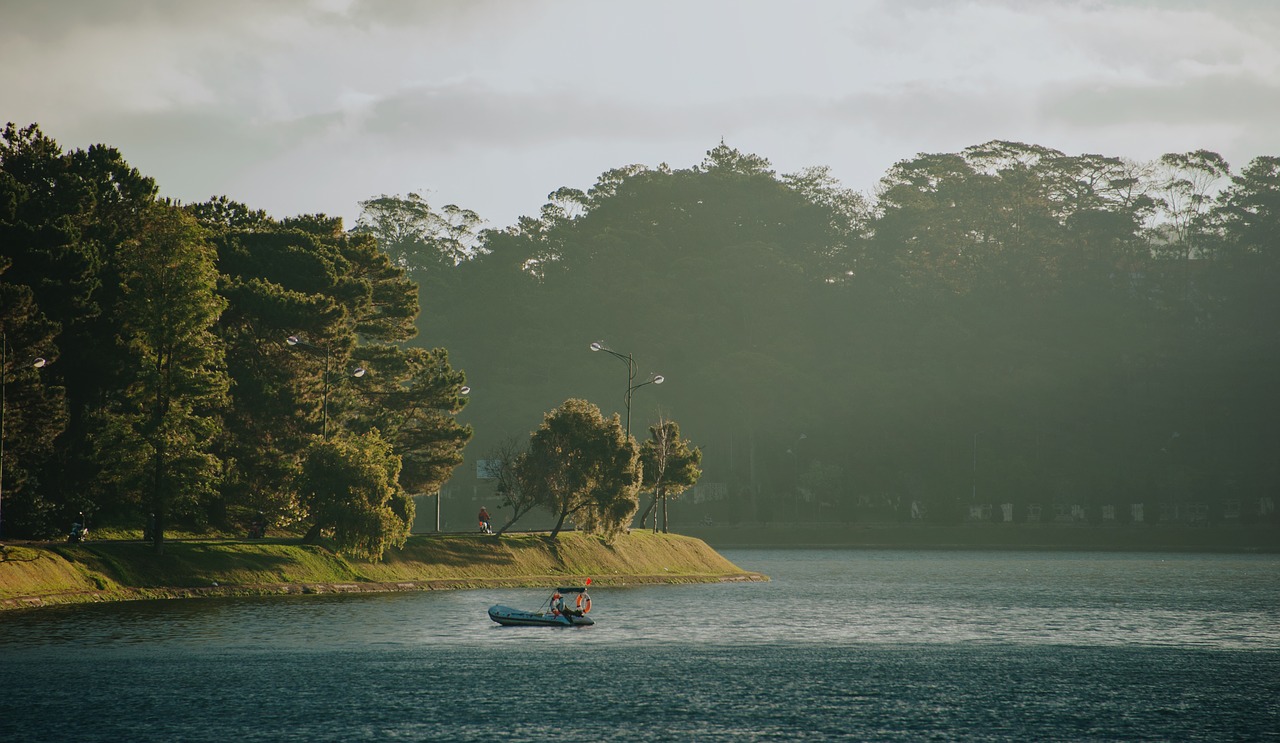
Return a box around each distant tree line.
[1,124,472,556]
[6,124,1276,545]
[364,141,1278,527]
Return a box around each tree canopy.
[638,418,703,532]
[0,124,471,556]
[5,122,1276,542]
[418,139,1280,530]
[516,399,640,539]
[298,429,411,560]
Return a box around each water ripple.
[3,549,1279,741]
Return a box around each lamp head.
[460,386,471,395]
[32,358,47,368]
[352,367,366,378]
[589,341,604,352]
[286,336,301,346]
[652,374,665,384]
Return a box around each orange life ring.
[576,593,591,614]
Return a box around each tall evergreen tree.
[344,344,472,498]
[0,259,65,535]
[92,205,228,552]
[0,123,158,528]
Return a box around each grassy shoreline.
[0,531,765,612]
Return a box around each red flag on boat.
[585,577,592,586]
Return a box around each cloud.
[1033,74,1280,169]
[353,83,820,152]
[4,0,1279,228]
[337,0,544,31]
[26,104,359,218]
[0,0,308,43]
[1041,75,1280,128]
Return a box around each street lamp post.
[589,341,663,440]
[287,335,365,439]
[786,433,807,510]
[436,385,470,533]
[1,332,48,539]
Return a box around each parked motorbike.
[68,523,89,543]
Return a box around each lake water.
[2,549,1279,741]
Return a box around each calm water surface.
[2,549,1278,741]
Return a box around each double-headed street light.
[1,332,48,538]
[589,340,664,440]
[287,335,365,439]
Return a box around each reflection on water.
[2,550,1278,741]
[6,549,1277,652]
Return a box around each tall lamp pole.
[436,385,470,533]
[1,332,47,539]
[589,341,663,440]
[287,335,366,439]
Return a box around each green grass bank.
[0,531,765,611]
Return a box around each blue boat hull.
[488,604,594,627]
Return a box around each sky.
[4,0,1279,230]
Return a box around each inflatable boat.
[488,585,594,627]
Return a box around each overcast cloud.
[3,0,1278,228]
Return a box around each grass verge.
[0,531,765,611]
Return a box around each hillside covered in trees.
[378,141,1278,528]
[4,125,1278,541]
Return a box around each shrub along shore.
[0,531,765,611]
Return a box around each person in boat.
[555,590,586,618]
[550,591,564,616]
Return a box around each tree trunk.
[662,494,669,533]
[494,506,531,537]
[636,495,659,531]
[151,477,165,555]
[150,375,170,556]
[303,522,324,544]
[151,439,166,555]
[152,511,165,555]
[549,508,569,539]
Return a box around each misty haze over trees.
[393,141,1278,528]
[3,124,1277,542]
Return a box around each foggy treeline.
[4,125,1277,537]
[383,141,1278,526]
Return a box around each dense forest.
[0,124,471,554]
[3,125,1277,542]
[382,141,1277,528]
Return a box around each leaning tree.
[517,399,641,539]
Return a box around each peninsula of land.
[0,531,765,611]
